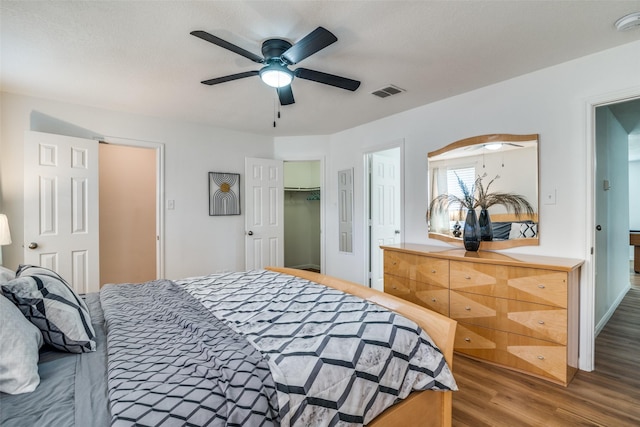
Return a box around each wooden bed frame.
[266,267,457,427]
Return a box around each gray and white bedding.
[1,269,457,427]
[178,270,457,426]
[0,293,110,427]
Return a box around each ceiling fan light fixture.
[259,64,293,88]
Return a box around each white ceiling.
[2,1,640,137]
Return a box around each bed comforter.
[100,270,456,426]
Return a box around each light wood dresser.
[381,243,583,386]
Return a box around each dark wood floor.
[452,265,640,426]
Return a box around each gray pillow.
[2,266,96,353]
[0,293,43,394]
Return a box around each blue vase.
[479,208,493,241]
[463,209,481,251]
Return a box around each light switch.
[167,199,175,210]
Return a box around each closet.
[284,161,321,272]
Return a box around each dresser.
[381,243,583,386]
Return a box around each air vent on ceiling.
[371,85,405,98]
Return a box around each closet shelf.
[284,187,321,192]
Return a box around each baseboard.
[595,284,631,336]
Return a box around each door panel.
[370,148,401,291]
[24,131,99,294]
[245,158,284,270]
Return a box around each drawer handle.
[464,337,471,342]
[431,298,437,302]
[538,284,546,289]
[465,276,471,280]
[464,306,471,311]
[537,355,545,360]
[431,270,436,274]
[538,320,545,325]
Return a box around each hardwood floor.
[452,266,640,426]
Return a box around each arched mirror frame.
[427,133,540,250]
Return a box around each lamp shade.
[0,214,12,245]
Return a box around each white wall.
[0,93,273,279]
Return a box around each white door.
[24,131,99,294]
[245,157,284,270]
[370,148,401,291]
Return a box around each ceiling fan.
[190,26,361,105]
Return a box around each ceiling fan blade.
[201,71,259,85]
[277,86,295,105]
[294,68,361,91]
[191,30,264,64]
[281,27,337,65]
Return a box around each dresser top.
[381,243,584,272]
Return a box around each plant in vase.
[428,173,535,250]
[429,173,481,251]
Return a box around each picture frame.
[209,172,240,216]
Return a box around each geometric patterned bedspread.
[100,280,280,427]
[178,270,457,426]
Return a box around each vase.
[479,208,493,241]
[463,209,481,251]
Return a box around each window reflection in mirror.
[427,134,539,250]
[338,168,354,253]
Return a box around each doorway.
[366,145,403,291]
[593,96,640,369]
[283,160,322,272]
[99,143,157,285]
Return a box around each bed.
[1,266,457,427]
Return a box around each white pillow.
[0,266,15,284]
[0,293,43,394]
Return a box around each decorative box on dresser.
[382,243,583,386]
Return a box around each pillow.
[0,265,16,284]
[2,265,96,353]
[0,293,43,394]
[509,222,538,239]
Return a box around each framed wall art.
[209,172,240,216]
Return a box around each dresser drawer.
[414,257,449,288]
[384,274,411,299]
[450,261,568,308]
[413,282,449,316]
[384,251,415,279]
[455,322,569,385]
[450,291,567,344]
[385,275,449,316]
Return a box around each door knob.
[247,231,254,236]
[596,225,602,231]
[28,242,38,249]
[394,230,400,234]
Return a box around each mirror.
[338,168,354,252]
[427,134,539,250]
